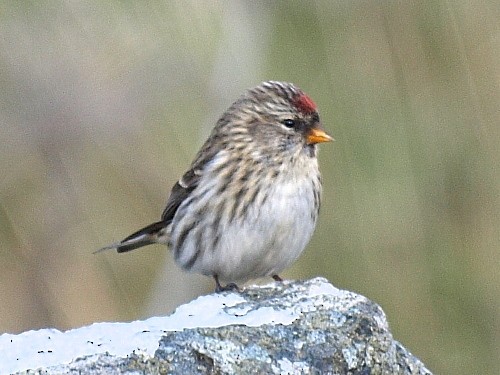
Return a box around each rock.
[0,278,432,374]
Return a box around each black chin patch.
[304,144,317,157]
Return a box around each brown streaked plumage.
[97,81,332,292]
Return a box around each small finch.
[97,81,332,292]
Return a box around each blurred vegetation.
[0,1,498,374]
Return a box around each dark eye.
[282,119,295,128]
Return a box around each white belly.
[171,153,321,283]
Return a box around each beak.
[306,127,334,145]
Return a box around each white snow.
[0,278,340,374]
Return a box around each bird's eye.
[282,119,295,128]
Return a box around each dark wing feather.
[161,135,220,222]
[161,167,201,222]
[94,220,168,254]
[100,136,219,254]
[96,164,204,255]
[96,118,223,255]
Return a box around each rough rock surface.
[1,278,432,374]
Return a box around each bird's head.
[216,81,332,157]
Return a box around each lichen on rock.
[1,278,432,374]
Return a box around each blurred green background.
[1,1,498,374]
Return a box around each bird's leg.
[272,275,283,282]
[214,275,240,293]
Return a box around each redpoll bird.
[97,81,332,292]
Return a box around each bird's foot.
[272,274,283,282]
[216,282,241,293]
[214,275,241,293]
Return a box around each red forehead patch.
[294,94,317,114]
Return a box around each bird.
[96,81,333,292]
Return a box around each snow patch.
[0,278,337,373]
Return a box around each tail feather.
[95,220,168,254]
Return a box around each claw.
[214,275,241,293]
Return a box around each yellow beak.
[306,127,334,145]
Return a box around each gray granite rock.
[5,278,432,374]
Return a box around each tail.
[94,220,169,254]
